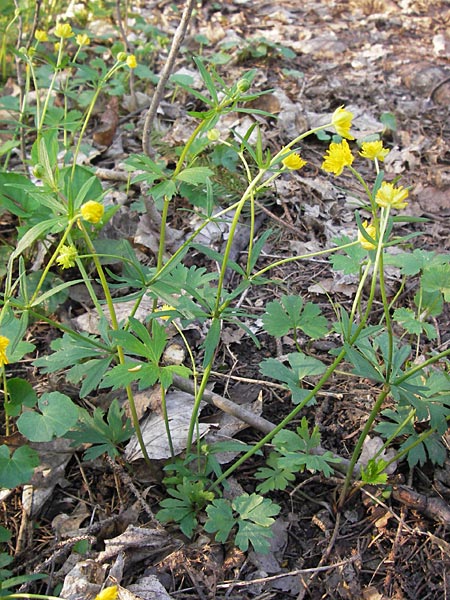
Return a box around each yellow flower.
[358,220,377,251]
[80,201,104,224]
[359,140,390,161]
[54,42,61,52]
[157,304,175,321]
[35,30,48,43]
[76,33,90,46]
[375,182,409,210]
[126,54,137,69]
[321,139,354,176]
[55,23,74,38]
[56,245,78,269]
[331,106,355,140]
[282,152,307,170]
[94,586,118,600]
[0,335,10,367]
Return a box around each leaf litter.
[4,0,450,598]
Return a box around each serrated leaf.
[300,302,329,338]
[66,399,133,459]
[175,166,213,185]
[232,493,280,526]
[17,392,79,442]
[0,445,40,488]
[235,520,273,553]
[262,295,304,337]
[422,264,450,301]
[255,452,296,493]
[204,499,235,542]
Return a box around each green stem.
[80,224,151,465]
[251,240,360,280]
[28,216,78,306]
[337,385,391,508]
[160,385,175,458]
[185,360,213,454]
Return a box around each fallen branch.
[142,0,197,156]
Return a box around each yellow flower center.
[375,182,409,210]
[282,152,307,170]
[80,201,104,224]
[55,23,74,39]
[321,139,354,176]
[359,140,390,161]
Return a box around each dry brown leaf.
[93,96,119,147]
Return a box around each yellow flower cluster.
[76,33,90,47]
[80,201,104,224]
[126,54,137,69]
[359,140,389,161]
[0,335,10,368]
[56,245,78,269]
[55,23,74,38]
[375,182,409,210]
[35,30,48,43]
[282,151,307,170]
[322,139,354,176]
[331,106,354,140]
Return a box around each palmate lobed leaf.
[262,294,328,339]
[17,392,79,442]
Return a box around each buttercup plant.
[1,16,450,562]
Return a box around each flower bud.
[206,128,220,141]
[32,163,45,178]
[236,78,250,93]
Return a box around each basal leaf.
[0,445,39,488]
[17,392,79,442]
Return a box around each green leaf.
[100,362,161,391]
[380,111,397,132]
[360,458,388,484]
[204,499,236,543]
[5,377,38,418]
[66,357,113,398]
[345,344,385,383]
[255,452,296,493]
[262,295,304,337]
[17,392,79,442]
[329,235,367,275]
[202,318,221,368]
[232,493,280,553]
[393,307,436,339]
[175,167,213,185]
[10,217,64,261]
[233,493,280,526]
[0,309,35,364]
[157,500,198,538]
[288,352,326,380]
[66,399,133,460]
[422,264,450,301]
[0,445,39,488]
